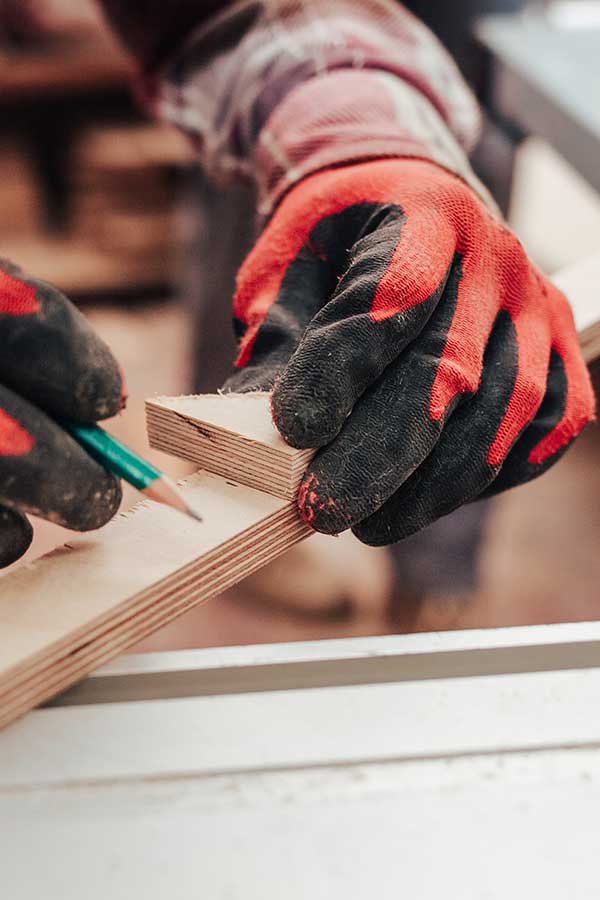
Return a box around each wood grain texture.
[146,392,313,499]
[0,472,309,729]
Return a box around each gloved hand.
[225,158,595,545]
[0,260,124,566]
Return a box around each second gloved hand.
[225,158,595,545]
[0,260,124,566]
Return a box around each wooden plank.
[49,620,600,706]
[0,472,310,729]
[146,392,313,499]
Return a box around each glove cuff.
[254,68,499,218]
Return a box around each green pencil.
[61,420,203,523]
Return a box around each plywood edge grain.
[146,392,314,498]
[0,471,310,728]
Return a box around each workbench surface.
[1,622,599,898]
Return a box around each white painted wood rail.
[47,619,600,706]
[2,621,600,899]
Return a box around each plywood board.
[146,392,313,499]
[0,472,310,729]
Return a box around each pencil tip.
[143,475,203,522]
[185,505,204,523]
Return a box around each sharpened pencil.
[60,420,203,523]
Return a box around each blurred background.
[0,0,599,648]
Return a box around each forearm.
[98,0,491,217]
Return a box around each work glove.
[0,260,124,566]
[225,158,595,545]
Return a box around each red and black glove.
[225,159,595,545]
[0,260,124,566]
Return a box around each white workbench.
[1,621,600,898]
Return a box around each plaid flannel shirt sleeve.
[109,0,493,216]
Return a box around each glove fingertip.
[71,473,123,532]
[272,387,339,450]
[40,279,126,423]
[0,507,33,568]
[351,518,394,548]
[297,471,351,535]
[72,350,127,423]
